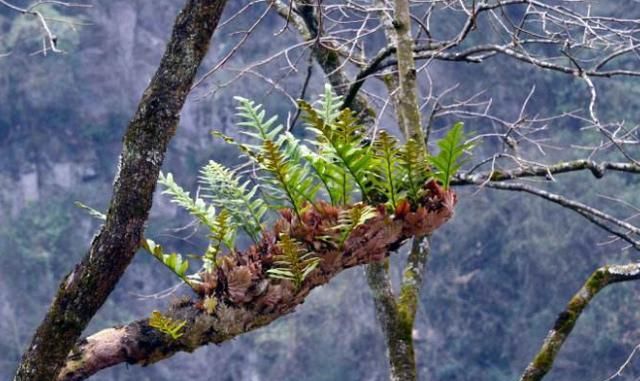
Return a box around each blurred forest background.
[2,1,640,380]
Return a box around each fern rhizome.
[142,84,470,333]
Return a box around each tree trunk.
[14,1,228,380]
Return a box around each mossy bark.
[13,1,228,380]
[519,264,640,381]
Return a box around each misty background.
[1,1,640,380]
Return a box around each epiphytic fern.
[199,160,267,243]
[158,172,217,230]
[202,209,235,271]
[398,138,431,203]
[149,310,187,340]
[371,131,402,208]
[142,239,191,283]
[267,234,321,290]
[334,203,378,245]
[300,96,375,204]
[233,97,320,216]
[428,122,473,190]
[157,172,237,272]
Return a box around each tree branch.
[57,188,457,381]
[519,263,640,381]
[14,1,228,380]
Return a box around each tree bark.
[14,1,228,380]
[519,263,640,381]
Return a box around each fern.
[428,122,473,189]
[300,100,375,204]
[334,203,378,244]
[200,160,267,243]
[318,83,343,125]
[371,131,402,208]
[74,201,106,221]
[202,209,236,271]
[232,97,320,216]
[398,138,431,203]
[158,172,217,230]
[142,239,190,282]
[149,310,187,340]
[267,234,320,290]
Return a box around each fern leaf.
[428,122,473,189]
[334,203,378,244]
[371,131,402,208]
[142,239,191,282]
[74,201,106,221]
[300,100,375,203]
[158,172,217,229]
[149,311,187,340]
[232,98,320,217]
[398,138,431,203]
[199,161,266,242]
[267,234,320,290]
[202,209,236,271]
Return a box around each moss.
[585,268,608,294]
[531,347,554,372]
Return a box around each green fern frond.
[74,201,106,221]
[234,96,284,145]
[158,172,217,229]
[318,83,343,124]
[300,100,375,203]
[267,234,320,290]
[199,160,267,243]
[203,209,236,271]
[149,310,187,340]
[142,239,191,283]
[231,98,319,217]
[398,138,431,203]
[299,144,352,205]
[371,131,402,208]
[428,122,473,189]
[334,203,378,244]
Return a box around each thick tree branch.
[519,263,640,381]
[57,188,457,381]
[14,1,228,380]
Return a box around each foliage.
[299,86,375,204]
[148,311,187,340]
[202,209,235,271]
[267,234,321,290]
[233,97,320,217]
[428,122,473,190]
[153,86,470,287]
[74,201,106,221]
[372,131,402,208]
[199,161,267,243]
[158,172,217,230]
[157,172,237,272]
[142,239,190,282]
[334,203,378,245]
[398,138,431,203]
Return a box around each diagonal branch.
[57,189,457,381]
[483,181,640,249]
[519,263,640,381]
